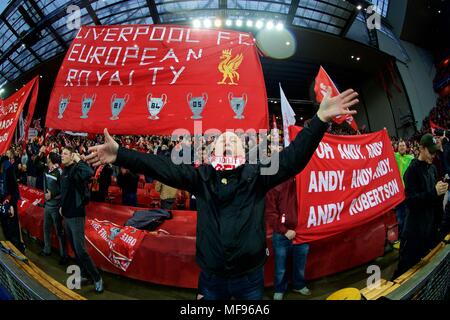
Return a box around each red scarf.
[210,156,245,171]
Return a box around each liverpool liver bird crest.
[217,49,244,85]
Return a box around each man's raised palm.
[317,87,359,122]
[86,129,119,167]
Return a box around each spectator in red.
[266,177,311,300]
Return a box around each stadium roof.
[0,0,392,87]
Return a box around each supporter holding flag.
[266,177,311,300]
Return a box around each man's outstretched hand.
[317,87,359,123]
[86,128,119,167]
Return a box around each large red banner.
[85,219,146,272]
[46,25,268,135]
[289,126,404,244]
[0,76,39,154]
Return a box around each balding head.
[212,132,245,158]
[210,132,246,170]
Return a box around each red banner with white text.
[0,76,39,154]
[84,219,146,271]
[289,126,404,244]
[46,25,268,135]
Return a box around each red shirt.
[265,178,298,235]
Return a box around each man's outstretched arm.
[86,129,199,193]
[261,87,359,191]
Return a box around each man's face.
[420,146,435,164]
[213,132,245,158]
[61,149,72,166]
[398,141,407,155]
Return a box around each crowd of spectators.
[5,90,449,209]
[422,95,450,131]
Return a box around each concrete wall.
[377,30,437,131]
[377,31,409,63]
[396,41,437,130]
[346,18,370,45]
[359,77,396,136]
[356,71,415,138]
[386,0,408,37]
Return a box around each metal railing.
[0,246,59,300]
[0,241,85,300]
[385,241,450,300]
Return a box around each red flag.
[22,76,40,148]
[0,76,39,154]
[388,61,402,94]
[345,115,359,131]
[430,119,445,135]
[378,70,392,99]
[314,66,358,131]
[44,127,58,144]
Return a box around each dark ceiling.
[262,27,392,99]
[400,0,450,61]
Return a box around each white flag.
[63,131,88,137]
[280,84,296,147]
[18,111,25,142]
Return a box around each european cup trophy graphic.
[58,95,70,119]
[147,93,167,120]
[187,93,208,119]
[80,94,96,119]
[228,93,247,119]
[110,94,129,120]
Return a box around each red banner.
[289,126,404,243]
[23,79,40,145]
[430,119,446,131]
[85,218,146,271]
[45,25,268,135]
[314,66,358,131]
[0,77,39,154]
[17,184,45,215]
